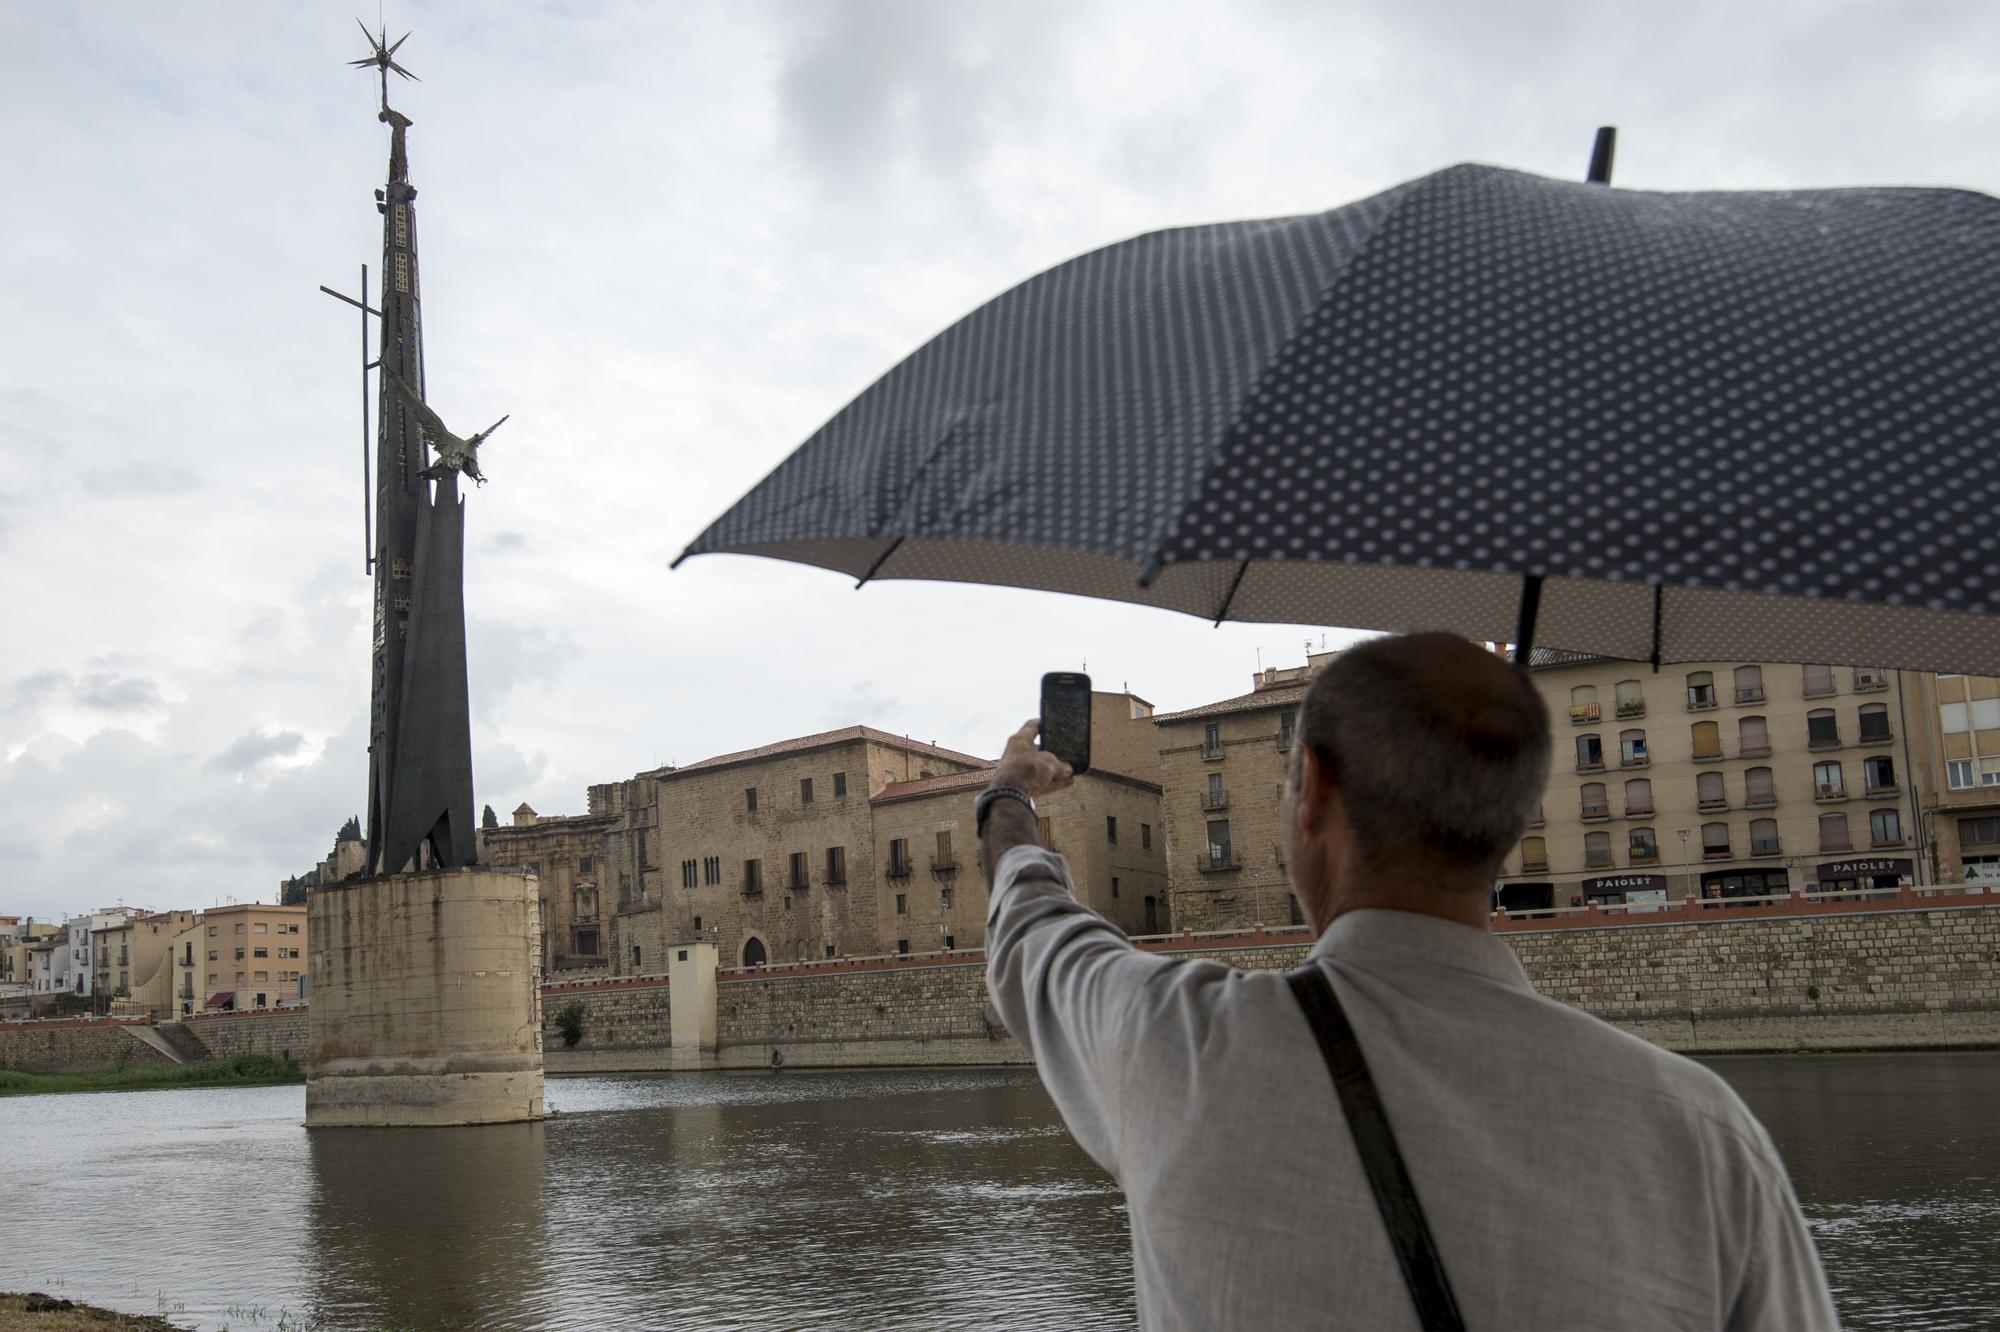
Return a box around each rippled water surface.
[0,1054,1994,1329]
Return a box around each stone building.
[480,803,620,975]
[1090,690,1162,783]
[1154,661,1323,931]
[1498,653,1934,909]
[280,819,367,904]
[1904,672,2000,886]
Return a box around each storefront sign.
[1584,874,1666,896]
[1817,858,1912,879]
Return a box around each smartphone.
[1039,672,1092,775]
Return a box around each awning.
[205,991,235,1008]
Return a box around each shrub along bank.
[0,1054,304,1098]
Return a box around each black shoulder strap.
[1287,966,1467,1332]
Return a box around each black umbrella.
[677,137,2000,673]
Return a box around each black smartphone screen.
[1040,672,1092,775]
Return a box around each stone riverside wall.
[0,1018,173,1074]
[186,1009,312,1062]
[539,899,2000,1071]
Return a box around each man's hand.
[980,719,1076,878]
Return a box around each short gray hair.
[1297,633,1550,874]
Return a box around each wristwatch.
[974,786,1038,838]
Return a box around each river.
[0,1053,1994,1330]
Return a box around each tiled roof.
[664,726,989,779]
[1513,647,1618,669]
[1152,682,1310,723]
[872,767,996,803]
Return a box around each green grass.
[0,1054,304,1097]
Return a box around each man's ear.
[1295,744,1335,836]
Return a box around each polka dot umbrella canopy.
[677,159,2000,674]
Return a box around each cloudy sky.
[3,1,1995,920]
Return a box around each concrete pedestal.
[307,867,545,1127]
[667,940,718,1071]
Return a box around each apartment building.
[1905,672,2000,885]
[1499,654,1930,909]
[1154,660,1325,931]
[187,904,309,1012]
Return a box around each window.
[254,923,268,934]
[745,787,758,814]
[1583,831,1612,867]
[1960,816,2000,846]
[826,846,847,884]
[1686,671,1716,710]
[1858,703,1891,741]
[1977,698,2000,730]
[1279,708,1297,749]
[579,855,594,875]
[943,934,956,950]
[253,970,268,983]
[1749,818,1780,856]
[826,944,837,959]
[1111,877,1120,898]
[208,973,217,985]
[1580,782,1608,819]
[1864,756,1896,793]
[801,778,814,806]
[1624,772,1656,816]
[1575,734,1604,770]
[889,838,911,876]
[1814,760,1845,798]
[1819,811,1851,851]
[253,947,268,959]
[235,972,245,984]
[1615,679,1645,717]
[1619,729,1648,767]
[207,949,217,962]
[1801,663,1835,697]
[235,924,246,934]
[1807,709,1840,748]
[682,859,698,889]
[703,856,721,885]
[1870,809,1903,846]
[895,893,908,915]
[1206,819,1233,864]
[1697,771,1726,810]
[1702,822,1731,858]
[1738,716,1770,756]
[936,830,954,867]
[1526,800,1544,827]
[694,915,702,932]
[235,949,245,961]
[1570,685,1600,723]
[1106,816,1118,844]
[742,859,762,894]
[897,939,909,955]
[1854,668,1887,690]
[788,851,809,890]
[1204,722,1223,757]
[528,862,542,879]
[1983,757,2000,787]
[1949,758,1975,789]
[1206,772,1225,807]
[833,771,847,798]
[1691,720,1722,759]
[1942,702,1970,734]
[941,887,956,911]
[1141,823,1152,850]
[1629,827,1658,862]
[1734,665,1764,703]
[1519,836,1549,871]
[633,945,642,971]
[207,925,218,937]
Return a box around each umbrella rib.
[1649,583,1664,672]
[1512,574,1545,670]
[1211,560,1251,627]
[854,537,905,590]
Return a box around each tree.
[481,804,499,830]
[280,877,307,907]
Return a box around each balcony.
[1750,839,1783,858]
[1802,682,1837,699]
[1580,802,1611,822]
[740,878,764,898]
[1625,802,1655,817]
[1858,726,1895,746]
[1735,686,1766,705]
[1854,674,1889,692]
[1693,748,1725,764]
[786,875,811,893]
[1570,703,1602,724]
[1697,795,1728,811]
[1202,745,1226,762]
[1738,743,1773,759]
[886,859,915,881]
[1576,758,1606,774]
[1686,691,1718,712]
[1526,811,1545,828]
[1864,783,1900,799]
[1807,730,1842,751]
[1815,784,1847,802]
[1871,834,1906,849]
[1629,845,1660,863]
[1196,850,1242,874]
[930,854,960,878]
[1584,850,1614,869]
[1276,731,1296,752]
[1819,838,1852,853]
[1617,700,1647,719]
[1703,845,1732,861]
[1520,858,1550,874]
[1200,788,1231,812]
[1744,791,1778,808]
[1619,753,1650,770]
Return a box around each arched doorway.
[742,936,767,967]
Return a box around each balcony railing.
[1815,784,1847,801]
[1820,839,1852,853]
[787,874,810,892]
[1871,834,1905,848]
[741,877,764,898]
[1576,757,1605,773]
[1570,703,1602,724]
[1735,686,1766,704]
[886,858,914,880]
[1196,850,1242,874]
[1687,691,1718,711]
[1802,682,1837,699]
[1625,802,1655,817]
[1744,791,1777,808]
[1858,725,1894,745]
[1617,700,1647,718]
[1580,802,1611,821]
[1703,845,1732,860]
[1520,859,1550,873]
[1200,789,1230,812]
[930,854,960,878]
[1526,811,1545,828]
[1854,674,1889,692]
[1697,795,1728,811]
[1202,745,1225,761]
[1750,839,1783,857]
[1629,845,1659,863]
[1620,753,1650,769]
[1864,783,1899,798]
[1808,732,1842,751]
[1276,731,1295,752]
[1584,851,1614,868]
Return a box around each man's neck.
[1314,875,1493,933]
